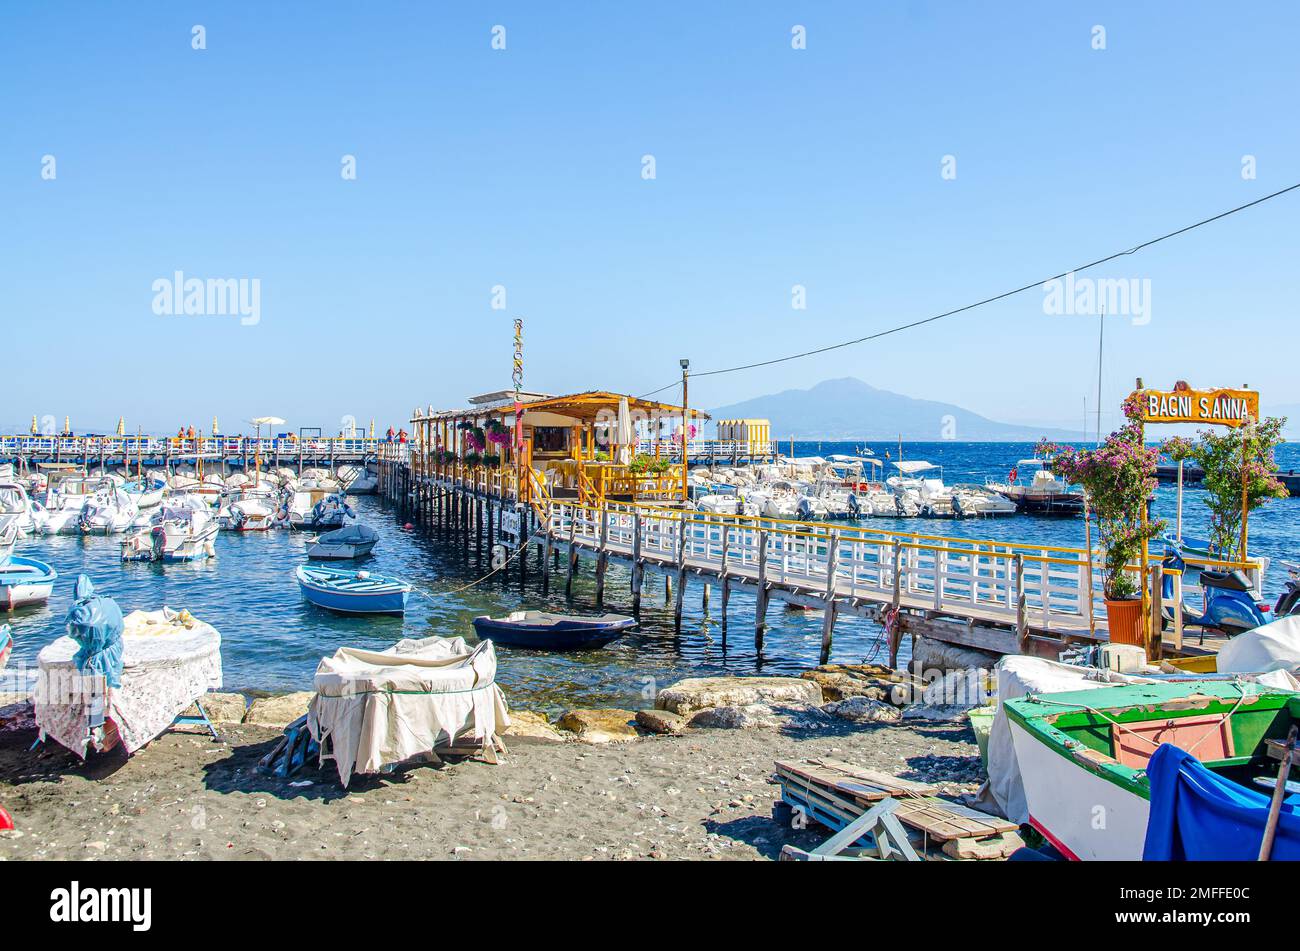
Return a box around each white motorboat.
[0,515,19,560]
[121,495,218,562]
[121,475,166,509]
[987,459,1085,516]
[695,493,760,517]
[39,476,111,534]
[307,523,379,560]
[0,481,45,535]
[78,488,140,534]
[950,484,1018,517]
[218,490,279,531]
[886,461,956,518]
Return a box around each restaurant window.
[532,426,568,453]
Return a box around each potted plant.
[1162,417,1287,560]
[1051,395,1165,646]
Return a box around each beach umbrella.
[369,418,375,438]
[116,417,125,436]
[63,416,70,435]
[29,416,37,434]
[212,416,220,435]
[616,396,634,465]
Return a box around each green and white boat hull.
[1005,680,1297,861]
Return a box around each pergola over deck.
[409,389,707,506]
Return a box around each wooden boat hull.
[0,556,57,610]
[1004,681,1299,861]
[472,614,635,650]
[296,566,409,615]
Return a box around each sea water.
[4,441,1298,712]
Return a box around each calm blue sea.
[5,441,1298,712]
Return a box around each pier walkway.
[0,435,381,469]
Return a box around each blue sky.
[2,2,1297,437]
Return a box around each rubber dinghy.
[296,565,411,616]
[472,611,636,650]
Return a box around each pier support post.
[542,512,553,595]
[1014,553,1028,651]
[631,511,643,614]
[888,539,904,668]
[595,509,608,608]
[673,513,687,630]
[819,530,840,665]
[565,508,577,601]
[755,529,770,649]
[702,582,710,613]
[719,523,731,635]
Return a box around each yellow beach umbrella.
[63,416,70,435]
[368,418,375,438]
[212,416,220,435]
[116,417,125,436]
[30,415,37,434]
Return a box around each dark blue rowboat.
[472,611,635,650]
[296,565,411,616]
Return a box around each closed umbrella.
[616,397,634,465]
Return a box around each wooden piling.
[595,509,609,608]
[755,529,770,648]
[673,513,687,630]
[819,529,840,665]
[631,510,643,614]
[565,510,577,600]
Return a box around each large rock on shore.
[911,636,1001,674]
[688,702,828,731]
[823,696,902,723]
[244,692,314,728]
[655,677,822,716]
[635,709,688,735]
[801,664,903,703]
[504,711,566,743]
[556,709,640,744]
[190,692,247,724]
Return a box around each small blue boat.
[0,556,58,611]
[296,565,411,616]
[472,611,635,650]
[0,624,11,669]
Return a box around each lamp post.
[680,358,690,503]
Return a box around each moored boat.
[296,565,410,615]
[0,623,10,669]
[307,523,379,560]
[1005,680,1298,861]
[472,611,635,650]
[0,555,57,610]
[988,459,1084,516]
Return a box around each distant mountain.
[708,378,1083,442]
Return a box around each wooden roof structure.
[415,390,707,425]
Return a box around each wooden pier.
[0,435,381,472]
[378,390,1250,668]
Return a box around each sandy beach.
[0,715,981,861]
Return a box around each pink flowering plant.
[1049,396,1165,601]
[1161,415,1287,559]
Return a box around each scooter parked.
[1161,546,1270,636]
[1273,561,1300,618]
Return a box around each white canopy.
[892,460,939,475]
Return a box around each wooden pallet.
[775,757,1015,845]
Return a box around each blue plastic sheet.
[1143,743,1300,860]
[65,575,124,689]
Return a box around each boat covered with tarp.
[308,635,509,786]
[307,523,379,560]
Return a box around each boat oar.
[1259,724,1298,861]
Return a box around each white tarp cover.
[978,656,1161,823]
[34,609,222,758]
[1217,615,1300,674]
[978,654,1300,822]
[308,635,510,786]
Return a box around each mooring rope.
[406,530,545,601]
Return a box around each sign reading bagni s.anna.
[1138,383,1260,428]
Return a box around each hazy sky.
[3,3,1297,436]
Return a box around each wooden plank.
[891,797,1018,842]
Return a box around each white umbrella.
[616,397,634,465]
[248,417,286,486]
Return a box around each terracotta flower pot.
[1105,598,1144,646]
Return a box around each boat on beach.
[296,565,411,615]
[0,555,57,610]
[472,611,636,650]
[1005,679,1300,861]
